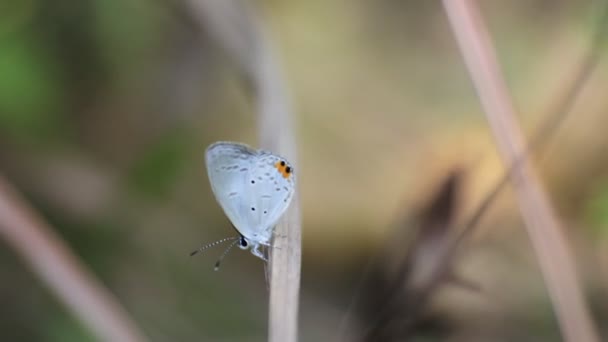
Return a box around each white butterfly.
[191,141,295,269]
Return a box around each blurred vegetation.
[0,0,607,341]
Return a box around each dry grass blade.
[183,1,301,341]
[457,0,608,244]
[442,1,600,341]
[344,1,607,340]
[0,174,147,342]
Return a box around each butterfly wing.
[205,142,295,244]
[205,142,258,236]
[240,150,295,244]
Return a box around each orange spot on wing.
[274,161,291,179]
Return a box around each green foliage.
[585,182,608,238]
[92,0,166,75]
[128,129,192,198]
[0,36,66,141]
[45,315,94,342]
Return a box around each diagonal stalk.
[442,1,599,341]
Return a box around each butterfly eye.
[239,237,248,249]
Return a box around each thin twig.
[442,1,599,341]
[0,174,147,342]
[183,1,301,341]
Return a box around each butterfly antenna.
[214,239,239,271]
[190,237,238,256]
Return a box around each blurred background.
[0,0,607,341]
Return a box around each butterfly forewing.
[205,142,256,235]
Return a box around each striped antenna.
[214,239,240,271]
[190,237,238,257]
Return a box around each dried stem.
[442,1,599,341]
[252,21,302,342]
[343,1,606,340]
[184,1,301,341]
[457,0,608,246]
[0,174,147,342]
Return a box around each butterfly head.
[238,236,250,250]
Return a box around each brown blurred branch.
[0,174,147,342]
[359,171,463,341]
[442,1,599,341]
[183,1,301,341]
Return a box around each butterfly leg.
[251,244,269,262]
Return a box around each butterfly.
[191,141,295,269]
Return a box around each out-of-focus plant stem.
[0,174,147,342]
[442,1,599,341]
